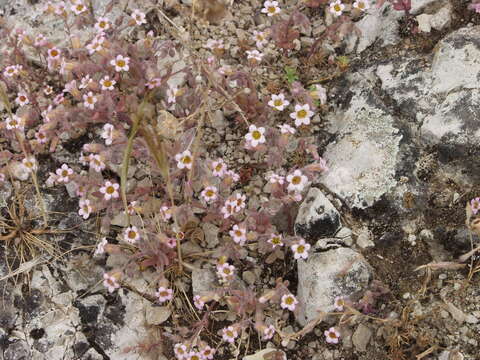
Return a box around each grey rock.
[295,188,341,241]
[356,230,375,249]
[4,340,30,360]
[297,247,373,325]
[322,75,402,209]
[192,267,217,297]
[352,323,372,352]
[145,306,171,325]
[202,222,220,248]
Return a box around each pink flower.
[56,164,74,183]
[263,324,275,340]
[131,9,147,25]
[268,233,283,248]
[89,154,106,172]
[329,0,345,16]
[146,78,162,89]
[174,343,188,360]
[3,65,22,77]
[155,286,173,302]
[35,131,48,144]
[246,49,264,62]
[217,263,235,281]
[95,17,111,32]
[71,1,87,15]
[175,150,193,170]
[110,55,130,72]
[101,123,114,145]
[94,237,108,256]
[229,224,247,245]
[103,273,120,293]
[232,193,247,212]
[471,197,480,215]
[268,93,289,111]
[334,296,345,311]
[220,200,236,219]
[200,345,215,360]
[78,199,92,219]
[291,238,311,260]
[160,205,172,221]
[83,91,97,110]
[222,326,238,343]
[324,327,340,344]
[286,170,308,192]
[353,0,370,11]
[100,76,116,91]
[211,159,227,177]
[278,123,296,134]
[22,157,37,173]
[201,186,218,202]
[47,47,61,60]
[261,0,281,16]
[280,294,298,311]
[5,115,24,131]
[245,124,266,147]
[124,226,141,243]
[267,173,285,185]
[99,180,119,200]
[15,92,29,106]
[193,295,205,310]
[290,104,314,127]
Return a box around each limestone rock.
[297,246,373,325]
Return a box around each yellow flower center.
[223,268,231,275]
[226,330,234,337]
[106,186,115,194]
[103,80,112,87]
[128,230,136,238]
[273,99,283,107]
[182,156,192,164]
[272,237,281,244]
[297,245,305,253]
[87,97,94,104]
[10,120,18,126]
[297,109,307,118]
[334,4,341,11]
[76,4,84,11]
[328,331,337,339]
[19,96,26,102]
[235,230,242,237]
[7,68,14,74]
[292,176,301,185]
[268,6,276,13]
[252,130,261,140]
[99,21,106,28]
[50,49,58,57]
[285,297,294,305]
[61,170,68,177]
[215,164,223,171]
[116,60,126,67]
[358,2,365,9]
[206,189,214,197]
[159,290,169,297]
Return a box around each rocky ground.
[1,0,480,359]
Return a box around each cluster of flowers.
[0,0,340,357]
[261,0,370,18]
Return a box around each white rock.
[145,306,171,325]
[297,247,373,325]
[352,323,372,352]
[322,76,402,209]
[192,267,217,297]
[416,14,433,33]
